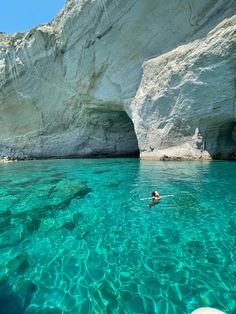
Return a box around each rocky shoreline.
[0,157,17,163]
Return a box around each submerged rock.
[0,280,26,314]
[72,212,84,224]
[74,225,90,240]
[0,224,24,249]
[38,218,55,232]
[94,169,111,174]
[26,217,41,234]
[63,221,76,231]
[13,181,92,226]
[6,253,29,274]
[105,180,121,188]
[24,306,62,314]
[51,181,92,205]
[14,278,37,294]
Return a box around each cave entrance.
[87,109,139,157]
[204,121,236,159]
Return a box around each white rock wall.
[132,16,236,160]
[0,0,235,159]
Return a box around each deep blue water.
[0,159,235,314]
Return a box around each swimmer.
[140,192,174,208]
[149,191,160,208]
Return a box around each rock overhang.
[0,0,235,160]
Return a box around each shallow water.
[0,159,235,314]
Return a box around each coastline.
[1,155,236,162]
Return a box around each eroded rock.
[0,0,235,160]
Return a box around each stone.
[26,217,41,233]
[38,218,55,232]
[74,225,90,240]
[0,157,16,163]
[132,15,236,160]
[6,253,29,274]
[0,224,24,248]
[0,0,235,160]
[49,180,92,207]
[0,280,26,314]
[63,221,76,231]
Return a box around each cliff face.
[0,0,235,159]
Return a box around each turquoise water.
[0,159,235,314]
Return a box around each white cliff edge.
[0,0,235,160]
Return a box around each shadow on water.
[0,278,36,314]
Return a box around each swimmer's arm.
[140,196,160,201]
[140,197,153,200]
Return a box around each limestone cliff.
[0,0,235,159]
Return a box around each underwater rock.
[72,212,84,224]
[13,278,37,309]
[74,225,90,240]
[105,180,121,188]
[63,222,76,231]
[26,218,41,234]
[91,281,118,312]
[174,192,200,214]
[14,278,37,294]
[50,181,92,207]
[61,181,90,197]
[0,216,11,232]
[24,306,62,314]
[0,209,11,219]
[185,240,206,257]
[39,218,55,232]
[6,253,29,274]
[0,280,26,314]
[0,224,24,248]
[15,182,92,229]
[94,169,111,174]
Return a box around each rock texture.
[132,15,236,160]
[0,0,235,159]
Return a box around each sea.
[0,158,235,314]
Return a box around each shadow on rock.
[0,277,36,314]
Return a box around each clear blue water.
[0,159,235,314]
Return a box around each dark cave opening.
[85,109,140,158]
[204,121,236,159]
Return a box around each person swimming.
[140,191,174,208]
[149,191,160,208]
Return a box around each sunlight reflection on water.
[0,159,235,313]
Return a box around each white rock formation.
[0,0,235,159]
[132,15,236,160]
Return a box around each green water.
[0,159,235,314]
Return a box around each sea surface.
[0,159,235,314]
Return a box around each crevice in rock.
[96,25,112,39]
